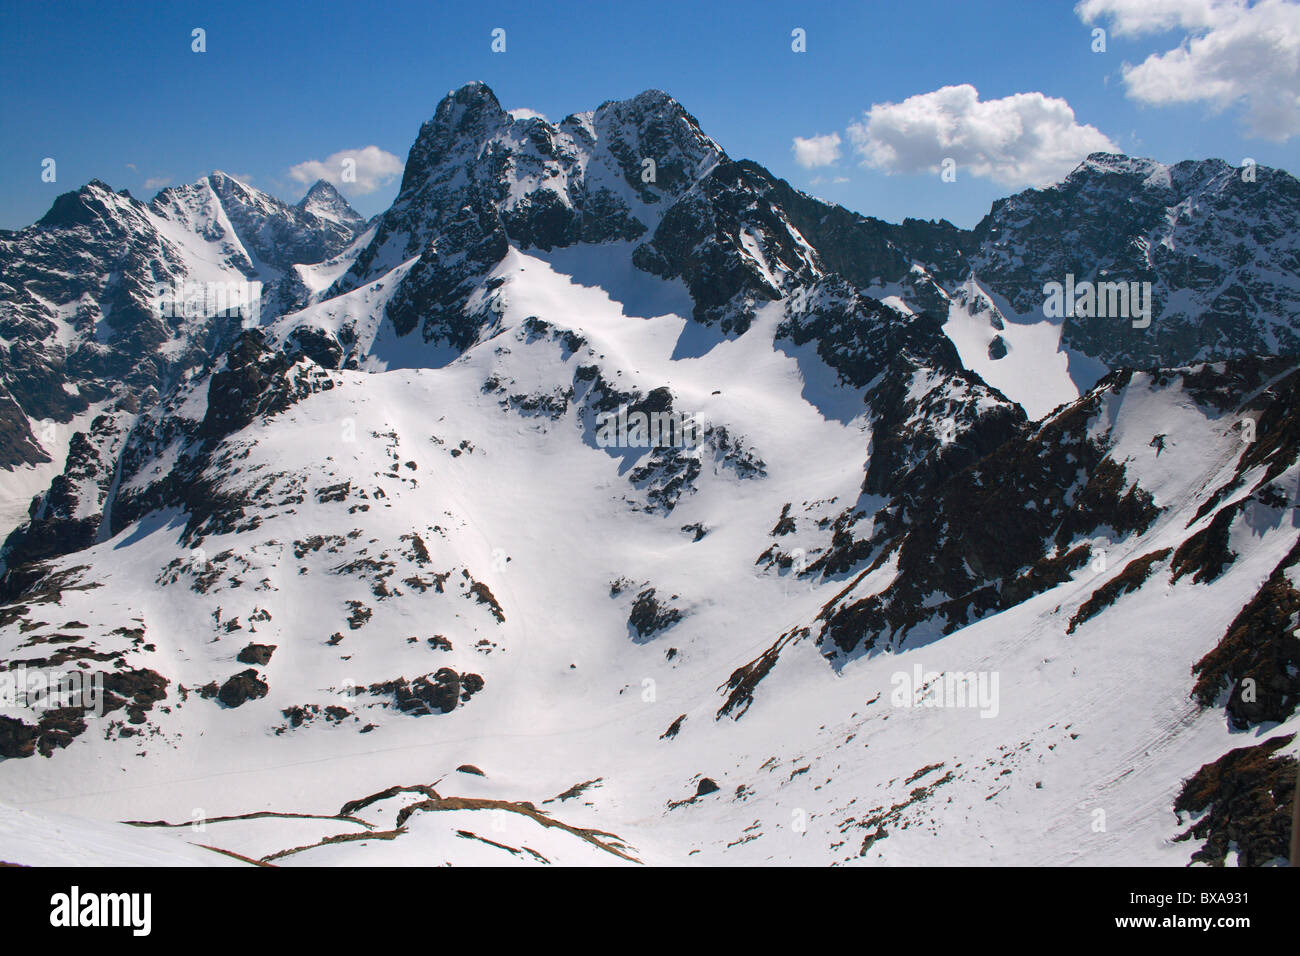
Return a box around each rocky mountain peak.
[207,169,241,188]
[968,151,1300,370]
[399,82,510,195]
[1074,150,1168,178]
[297,179,363,226]
[35,179,138,230]
[591,87,706,142]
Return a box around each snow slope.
[2,242,1296,867]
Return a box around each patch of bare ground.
[449,829,554,863]
[124,809,375,830]
[393,792,640,863]
[1174,734,1296,866]
[847,769,957,856]
[1192,539,1300,728]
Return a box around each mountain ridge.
[0,82,1298,868]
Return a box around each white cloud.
[847,84,1118,187]
[792,132,842,168]
[1076,0,1233,35]
[143,176,171,190]
[288,146,403,196]
[1077,0,1300,140]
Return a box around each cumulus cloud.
[847,84,1118,187]
[1077,0,1300,139]
[288,146,403,195]
[1076,0,1232,34]
[792,132,842,168]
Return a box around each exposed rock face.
[217,669,269,708]
[296,179,366,230]
[2,411,132,569]
[0,181,210,454]
[1193,541,1300,729]
[739,152,1300,375]
[628,588,683,641]
[0,171,362,559]
[969,154,1300,369]
[330,82,824,351]
[0,170,358,447]
[810,363,1291,657]
[199,171,361,272]
[236,643,277,666]
[1175,735,1297,867]
[369,668,484,715]
[737,159,976,290]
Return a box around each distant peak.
[1064,152,1266,193]
[453,80,496,98]
[629,88,678,109]
[1075,152,1148,172]
[1083,151,1130,164]
[303,179,342,200]
[297,178,363,225]
[37,180,125,228]
[417,81,508,137]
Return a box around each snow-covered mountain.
[752,151,1300,420]
[296,179,367,230]
[0,172,364,560]
[1,83,1298,868]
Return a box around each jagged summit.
[399,82,511,193]
[589,87,703,133]
[1074,151,1167,175]
[35,178,136,228]
[296,178,364,227]
[601,87,679,110]
[329,81,738,341]
[208,169,248,187]
[1061,150,1292,194]
[971,149,1300,368]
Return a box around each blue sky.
[2,0,1297,230]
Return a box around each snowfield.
[3,244,1297,867]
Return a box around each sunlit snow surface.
[1,241,1296,868]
